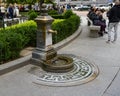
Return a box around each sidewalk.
[0,13,120,96]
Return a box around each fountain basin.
[42,55,74,73]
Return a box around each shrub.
[50,10,74,19]
[48,10,58,15]
[52,19,65,25]
[63,10,74,19]
[52,14,80,44]
[51,14,64,19]
[28,10,38,20]
[0,31,26,62]
[0,20,37,64]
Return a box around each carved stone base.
[42,54,74,73]
[32,48,57,60]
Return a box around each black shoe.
[104,31,108,34]
[98,31,103,36]
[99,33,103,37]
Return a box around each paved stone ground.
[0,11,120,96]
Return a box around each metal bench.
[86,17,100,38]
[3,17,28,28]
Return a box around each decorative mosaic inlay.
[29,54,99,86]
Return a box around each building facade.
[0,0,113,6]
[55,0,113,5]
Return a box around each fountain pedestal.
[32,15,57,62]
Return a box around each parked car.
[96,4,110,11]
[74,5,90,11]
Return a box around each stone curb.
[0,26,82,75]
[0,55,31,75]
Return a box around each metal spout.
[48,29,57,34]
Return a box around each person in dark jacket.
[7,4,14,18]
[92,8,106,36]
[106,0,120,43]
[87,6,95,19]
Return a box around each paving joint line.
[102,67,120,96]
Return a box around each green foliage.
[45,0,54,4]
[51,14,64,19]
[0,31,26,62]
[20,12,29,17]
[50,10,74,19]
[0,20,37,64]
[24,0,37,4]
[28,10,35,15]
[6,0,34,4]
[28,10,38,20]
[63,10,74,19]
[48,10,58,15]
[52,14,80,44]
[52,19,65,25]
[6,0,19,4]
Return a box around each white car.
[74,5,90,11]
[74,6,82,10]
[97,4,110,11]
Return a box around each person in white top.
[0,4,6,18]
[14,6,20,17]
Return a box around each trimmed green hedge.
[63,10,74,19]
[51,9,74,19]
[28,10,38,20]
[0,21,37,64]
[51,14,64,19]
[48,10,58,15]
[52,14,80,44]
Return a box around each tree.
[21,0,38,9]
[6,0,19,4]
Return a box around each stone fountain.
[31,3,74,72]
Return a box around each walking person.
[0,4,6,18]
[7,4,14,18]
[106,0,120,43]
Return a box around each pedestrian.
[7,4,14,18]
[106,0,120,43]
[0,8,3,19]
[0,4,6,18]
[91,8,106,36]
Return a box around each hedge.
[52,14,80,44]
[51,9,74,19]
[0,20,37,64]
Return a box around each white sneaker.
[111,40,116,43]
[106,40,110,43]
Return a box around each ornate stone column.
[32,4,57,65]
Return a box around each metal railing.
[0,16,28,28]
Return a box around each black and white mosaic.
[29,54,99,86]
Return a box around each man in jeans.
[106,0,120,43]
